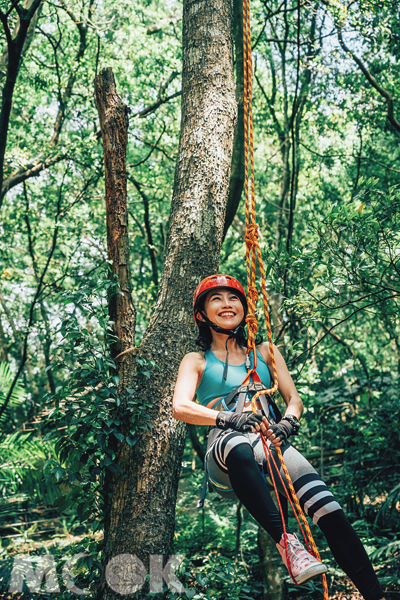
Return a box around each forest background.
[0,0,399,598]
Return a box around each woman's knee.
[225,439,257,469]
[294,473,342,524]
[212,431,252,471]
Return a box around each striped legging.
[205,430,384,600]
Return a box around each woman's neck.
[210,332,244,355]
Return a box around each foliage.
[0,431,58,502]
[0,535,102,598]
[0,362,25,429]
[0,0,399,596]
[42,271,155,531]
[173,553,263,600]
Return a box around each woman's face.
[203,288,244,330]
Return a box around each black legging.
[223,442,384,600]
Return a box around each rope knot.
[245,224,259,247]
[248,286,258,302]
[245,313,258,335]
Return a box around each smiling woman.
[172,274,386,599]
[204,289,243,327]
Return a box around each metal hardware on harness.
[197,380,277,510]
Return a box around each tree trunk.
[94,68,136,359]
[223,0,244,239]
[258,527,289,600]
[95,0,236,597]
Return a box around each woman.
[173,274,385,600]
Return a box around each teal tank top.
[196,347,272,406]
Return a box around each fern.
[370,540,400,561]
[0,362,25,424]
[0,431,59,504]
[375,482,400,525]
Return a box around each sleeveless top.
[196,347,272,406]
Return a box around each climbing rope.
[241,0,329,596]
[242,0,278,392]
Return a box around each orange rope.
[242,0,328,596]
[242,0,278,395]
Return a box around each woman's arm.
[259,342,303,419]
[172,353,218,426]
[255,343,303,445]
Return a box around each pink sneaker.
[276,533,327,584]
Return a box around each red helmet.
[193,274,247,324]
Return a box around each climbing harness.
[241,0,329,595]
[197,372,282,510]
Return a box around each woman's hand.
[253,417,281,446]
[253,416,294,446]
[216,411,263,432]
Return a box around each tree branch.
[0,173,64,420]
[0,10,14,50]
[290,293,400,366]
[223,0,245,239]
[23,182,56,394]
[130,132,174,162]
[319,321,370,381]
[50,4,89,146]
[286,0,302,255]
[128,177,159,288]
[135,91,181,119]
[255,71,284,142]
[0,0,42,209]
[129,122,166,168]
[337,28,400,134]
[6,0,21,18]
[1,153,65,200]
[94,67,136,357]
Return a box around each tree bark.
[95,0,236,597]
[94,68,136,359]
[258,527,288,600]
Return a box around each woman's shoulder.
[257,342,272,364]
[179,351,206,372]
[257,342,282,366]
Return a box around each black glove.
[216,411,263,433]
[266,417,297,445]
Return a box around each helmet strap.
[223,335,231,381]
[197,312,245,381]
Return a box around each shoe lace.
[287,537,315,570]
